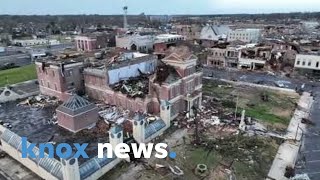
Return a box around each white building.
[13,39,60,47]
[115,33,155,53]
[154,34,184,43]
[200,25,231,41]
[227,29,261,43]
[295,54,320,70]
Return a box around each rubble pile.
[98,106,130,124]
[173,97,285,142]
[18,95,60,108]
[154,64,180,85]
[111,75,149,99]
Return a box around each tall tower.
[123,6,128,29]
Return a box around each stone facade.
[207,48,227,67]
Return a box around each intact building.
[227,29,261,43]
[295,53,320,71]
[56,95,99,133]
[115,33,155,53]
[75,33,113,52]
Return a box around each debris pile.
[173,96,285,143]
[0,120,12,129]
[301,118,315,126]
[154,64,180,85]
[98,106,129,124]
[111,75,149,99]
[18,95,60,108]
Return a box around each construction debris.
[18,95,59,108]
[301,118,315,126]
[291,174,311,180]
[111,75,149,99]
[169,165,184,176]
[98,106,130,124]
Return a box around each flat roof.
[156,34,184,39]
[0,102,109,165]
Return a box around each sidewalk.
[267,92,313,180]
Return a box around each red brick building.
[84,46,202,117]
[35,46,202,119]
[35,60,84,101]
[151,46,203,119]
[84,52,158,113]
[75,33,111,52]
[56,95,99,133]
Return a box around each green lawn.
[0,64,37,87]
[203,79,299,128]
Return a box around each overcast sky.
[1,0,320,15]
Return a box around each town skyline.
[1,0,320,15]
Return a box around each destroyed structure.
[35,51,85,101]
[0,45,202,180]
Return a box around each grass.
[203,79,299,128]
[0,64,37,87]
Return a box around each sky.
[1,0,320,15]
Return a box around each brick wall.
[36,63,84,101]
[57,107,99,132]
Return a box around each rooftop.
[164,46,196,61]
[105,52,156,69]
[56,95,97,116]
[0,101,110,165]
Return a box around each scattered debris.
[18,95,59,108]
[98,106,129,124]
[301,118,315,126]
[111,75,149,99]
[169,165,184,176]
[284,166,295,178]
[291,174,311,180]
[155,164,165,169]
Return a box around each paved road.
[204,66,320,179]
[0,55,30,67]
[203,67,317,90]
[295,88,320,179]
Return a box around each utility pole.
[234,94,239,120]
[192,106,200,145]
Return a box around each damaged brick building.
[35,52,85,101]
[84,46,203,116]
[36,46,202,117]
